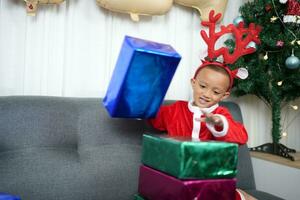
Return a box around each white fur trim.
[236,68,248,79]
[236,189,246,200]
[188,101,219,114]
[188,101,219,139]
[192,111,201,139]
[206,114,228,137]
[279,0,288,3]
[283,15,300,24]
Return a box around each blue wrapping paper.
[0,193,21,200]
[103,35,181,118]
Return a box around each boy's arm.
[147,105,169,131]
[203,107,248,145]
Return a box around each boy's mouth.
[199,97,210,104]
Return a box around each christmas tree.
[227,0,300,160]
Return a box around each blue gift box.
[0,193,21,200]
[103,35,181,118]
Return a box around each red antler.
[200,10,261,64]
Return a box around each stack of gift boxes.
[135,134,238,200]
[102,35,238,200]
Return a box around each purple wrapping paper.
[103,35,181,118]
[138,165,236,200]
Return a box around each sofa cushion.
[0,96,267,200]
[0,96,145,200]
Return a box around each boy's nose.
[202,90,211,98]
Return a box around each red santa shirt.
[149,100,248,145]
[149,101,249,200]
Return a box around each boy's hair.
[196,65,230,79]
[193,63,233,91]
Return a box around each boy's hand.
[237,189,258,200]
[200,110,223,127]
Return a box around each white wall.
[252,157,300,200]
[0,0,299,150]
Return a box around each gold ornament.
[174,0,228,23]
[96,0,173,22]
[24,0,65,16]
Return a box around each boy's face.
[191,67,230,108]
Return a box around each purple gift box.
[138,165,236,200]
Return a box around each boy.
[147,10,261,199]
[149,63,248,145]
[149,62,256,200]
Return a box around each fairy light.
[270,16,278,22]
[290,105,298,110]
[282,104,300,137]
[291,39,296,45]
[263,52,268,60]
[277,81,283,86]
[282,132,288,137]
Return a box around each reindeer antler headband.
[194,10,262,90]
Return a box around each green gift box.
[141,134,238,179]
[134,194,146,200]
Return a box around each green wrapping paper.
[141,134,238,179]
[134,194,146,200]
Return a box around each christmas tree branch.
[271,0,298,42]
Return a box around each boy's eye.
[199,84,206,88]
[214,91,221,95]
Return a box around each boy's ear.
[221,91,230,101]
[190,78,195,88]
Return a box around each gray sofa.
[0,96,283,200]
